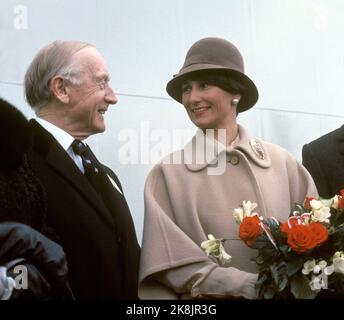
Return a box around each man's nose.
[105,85,118,104]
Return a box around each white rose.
[242,201,258,216]
[233,208,244,224]
[324,252,344,276]
[302,259,316,275]
[309,274,326,291]
[332,195,339,210]
[333,251,344,274]
[233,201,258,224]
[313,260,327,274]
[217,244,232,266]
[311,206,331,223]
[310,199,323,211]
[201,234,232,266]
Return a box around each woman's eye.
[182,85,191,93]
[199,82,208,89]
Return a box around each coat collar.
[336,125,344,144]
[184,124,271,172]
[323,124,344,157]
[29,119,117,228]
[333,126,344,189]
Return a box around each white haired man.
[24,40,140,299]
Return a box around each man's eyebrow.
[95,73,110,81]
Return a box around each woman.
[139,37,318,299]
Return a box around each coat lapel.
[30,120,116,228]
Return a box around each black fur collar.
[0,98,32,170]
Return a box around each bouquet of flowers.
[201,190,344,299]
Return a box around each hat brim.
[166,65,258,113]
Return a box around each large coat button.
[228,155,239,165]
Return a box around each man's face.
[66,47,117,138]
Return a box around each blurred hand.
[0,222,72,299]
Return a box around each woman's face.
[181,80,238,130]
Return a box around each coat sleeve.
[302,144,329,198]
[139,165,257,300]
[284,148,319,207]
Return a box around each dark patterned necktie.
[71,140,101,191]
[71,140,129,231]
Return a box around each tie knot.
[72,140,87,156]
[71,140,99,172]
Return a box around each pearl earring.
[232,98,239,106]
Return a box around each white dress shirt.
[35,117,85,173]
[34,117,122,194]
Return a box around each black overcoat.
[302,125,344,198]
[28,120,140,299]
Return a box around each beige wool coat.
[139,125,318,299]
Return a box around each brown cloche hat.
[166,37,259,113]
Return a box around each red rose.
[338,196,344,209]
[280,217,300,234]
[287,224,317,253]
[239,216,263,247]
[309,222,328,246]
[304,196,315,210]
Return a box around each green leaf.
[278,245,290,255]
[293,203,306,215]
[329,225,344,251]
[270,261,288,291]
[255,255,264,265]
[330,207,344,226]
[286,255,304,277]
[290,273,318,299]
[263,287,276,299]
[252,234,270,249]
[263,218,280,232]
[256,272,269,298]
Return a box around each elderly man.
[24,40,140,299]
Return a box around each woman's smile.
[191,106,211,114]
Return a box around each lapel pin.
[250,139,265,160]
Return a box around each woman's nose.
[188,88,202,105]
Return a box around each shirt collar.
[35,117,75,151]
[184,124,271,172]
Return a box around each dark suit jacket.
[28,120,140,299]
[302,125,344,198]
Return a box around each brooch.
[249,139,265,160]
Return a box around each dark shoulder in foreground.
[0,98,31,169]
[305,125,344,149]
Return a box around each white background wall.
[1,0,344,242]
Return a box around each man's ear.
[50,76,70,104]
